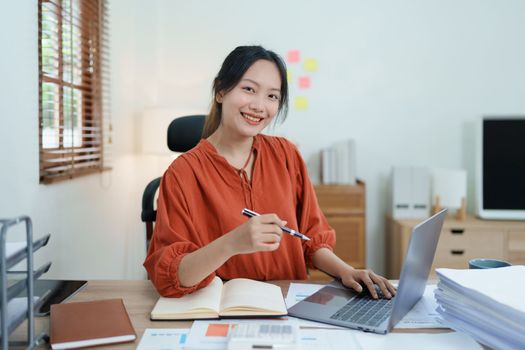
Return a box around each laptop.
[288,209,447,334]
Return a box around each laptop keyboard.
[329,288,394,327]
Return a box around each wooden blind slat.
[41,134,102,141]
[43,154,101,164]
[41,76,97,94]
[41,126,102,131]
[41,147,101,154]
[41,160,102,173]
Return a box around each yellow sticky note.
[303,58,318,72]
[294,96,308,110]
[287,70,293,83]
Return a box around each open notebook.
[150,276,287,320]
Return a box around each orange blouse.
[143,134,335,297]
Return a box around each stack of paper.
[435,266,525,350]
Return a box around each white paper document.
[5,242,27,260]
[354,331,483,350]
[136,328,188,350]
[0,297,40,335]
[185,320,362,350]
[184,319,299,350]
[395,284,444,328]
[300,328,361,350]
[301,328,482,350]
[285,282,444,329]
[285,282,324,308]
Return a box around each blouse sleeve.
[287,141,336,268]
[143,161,216,297]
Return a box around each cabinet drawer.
[508,231,525,265]
[315,184,364,214]
[509,231,525,251]
[326,216,365,268]
[432,229,505,270]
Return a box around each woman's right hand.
[226,214,286,255]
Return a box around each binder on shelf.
[391,167,412,218]
[412,167,431,218]
[391,166,430,219]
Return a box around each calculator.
[226,323,299,350]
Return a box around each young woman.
[144,46,396,299]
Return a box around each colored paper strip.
[205,324,231,337]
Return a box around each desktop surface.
[11,279,457,350]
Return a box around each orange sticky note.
[298,76,310,89]
[205,324,231,337]
[287,50,300,63]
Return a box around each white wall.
[147,0,525,272]
[0,0,157,279]
[1,0,524,279]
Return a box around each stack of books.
[320,139,356,185]
[434,266,525,350]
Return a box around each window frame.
[38,0,110,184]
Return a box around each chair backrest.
[167,115,206,152]
[142,114,206,251]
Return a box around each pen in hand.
[241,208,311,241]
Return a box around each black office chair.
[141,115,206,249]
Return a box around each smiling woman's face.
[216,59,282,138]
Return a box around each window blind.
[39,0,111,184]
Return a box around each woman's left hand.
[339,267,397,299]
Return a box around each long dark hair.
[202,46,289,138]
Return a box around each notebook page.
[152,276,223,317]
[220,278,286,314]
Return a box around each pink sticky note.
[287,50,300,63]
[298,76,310,89]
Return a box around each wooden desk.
[13,280,454,349]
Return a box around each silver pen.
[241,208,311,241]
